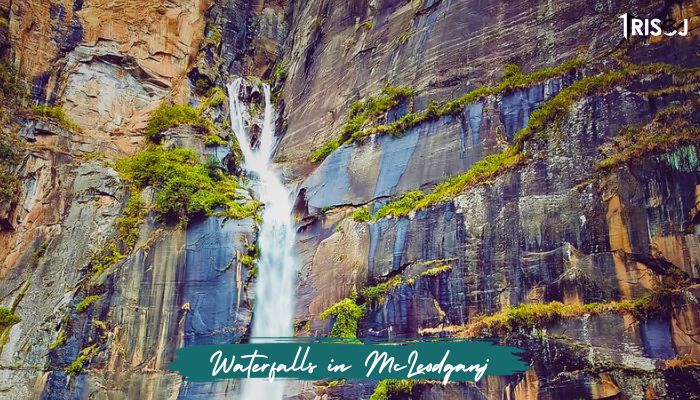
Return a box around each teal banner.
[168,338,529,384]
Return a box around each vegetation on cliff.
[319,293,364,339]
[31,105,81,132]
[65,344,99,376]
[309,84,415,162]
[0,307,20,329]
[309,58,583,163]
[444,278,686,338]
[146,103,211,141]
[146,87,228,142]
[116,146,260,223]
[357,62,700,222]
[321,265,453,337]
[597,99,700,171]
[0,61,27,210]
[373,148,524,219]
[370,380,414,400]
[76,295,101,313]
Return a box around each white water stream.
[227,78,298,400]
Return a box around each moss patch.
[31,105,81,132]
[319,293,365,339]
[596,99,700,171]
[114,195,146,250]
[65,344,99,376]
[76,295,101,313]
[373,147,524,220]
[462,288,680,338]
[309,58,584,163]
[370,380,414,400]
[309,84,415,163]
[0,307,20,329]
[116,146,260,224]
[146,103,212,141]
[364,275,403,305]
[48,329,66,350]
[352,207,371,222]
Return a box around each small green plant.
[373,147,524,220]
[352,207,371,222]
[319,294,365,339]
[309,84,415,163]
[203,133,227,147]
[205,26,222,46]
[90,242,126,279]
[271,62,290,86]
[596,99,700,170]
[0,307,20,329]
[199,87,227,111]
[363,275,403,305]
[48,329,66,350]
[32,241,49,266]
[370,380,414,400]
[114,195,145,250]
[116,146,260,223]
[65,344,99,376]
[421,264,452,277]
[146,103,211,141]
[31,105,81,132]
[76,295,101,313]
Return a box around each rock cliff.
[0,0,698,399]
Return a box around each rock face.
[0,0,699,399]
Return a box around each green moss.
[310,139,340,163]
[65,344,98,376]
[199,87,226,111]
[31,105,81,132]
[271,62,290,86]
[319,294,365,339]
[374,147,524,220]
[146,103,211,141]
[205,26,222,46]
[76,295,101,313]
[368,62,700,222]
[352,207,371,222]
[516,62,700,144]
[364,275,403,305]
[114,195,145,250]
[116,146,260,223]
[397,30,416,45]
[359,20,373,30]
[203,133,228,147]
[464,289,680,337]
[241,255,255,267]
[0,307,20,329]
[309,58,584,162]
[596,99,700,171]
[420,264,452,277]
[32,241,49,266]
[370,380,414,400]
[48,329,66,350]
[309,84,415,163]
[90,242,126,279]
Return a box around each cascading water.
[227,78,298,399]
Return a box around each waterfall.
[227,78,298,399]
